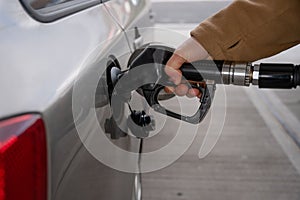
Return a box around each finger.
[188,88,201,97]
[175,84,189,96]
[164,67,182,85]
[164,86,175,94]
[186,92,195,98]
[166,54,186,70]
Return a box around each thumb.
[165,54,186,85]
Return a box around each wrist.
[175,37,210,63]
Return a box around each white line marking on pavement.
[262,90,300,146]
[245,87,300,174]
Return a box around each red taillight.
[0,114,47,200]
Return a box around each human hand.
[164,37,210,97]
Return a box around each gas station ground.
[142,1,300,199]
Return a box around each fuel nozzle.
[106,43,300,126]
[128,110,155,138]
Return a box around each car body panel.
[0,1,117,118]
[103,0,152,29]
[103,0,154,51]
[0,0,153,199]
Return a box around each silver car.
[0,0,154,199]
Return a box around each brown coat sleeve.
[191,0,300,62]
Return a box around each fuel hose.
[179,61,300,89]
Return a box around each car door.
[103,0,154,51]
[7,0,141,199]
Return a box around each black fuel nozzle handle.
[179,60,224,83]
